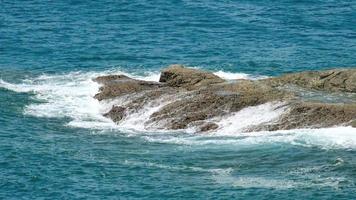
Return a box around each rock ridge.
[94,65,356,132]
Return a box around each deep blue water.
[1,0,356,199]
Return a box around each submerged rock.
[94,65,356,133]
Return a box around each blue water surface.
[1,0,356,199]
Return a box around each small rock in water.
[199,122,219,132]
[104,106,126,122]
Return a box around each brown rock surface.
[147,81,292,130]
[104,106,126,122]
[263,68,356,93]
[94,75,161,101]
[351,120,356,128]
[94,65,356,132]
[159,64,225,89]
[252,102,356,131]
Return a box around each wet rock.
[351,120,356,128]
[159,64,225,89]
[199,122,219,132]
[104,106,126,122]
[263,68,356,93]
[94,75,130,84]
[253,102,356,131]
[216,80,294,112]
[147,90,234,129]
[148,81,292,130]
[118,87,182,118]
[94,75,161,100]
[94,65,356,133]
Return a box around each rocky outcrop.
[147,80,292,130]
[252,102,356,131]
[94,65,356,132]
[94,75,161,101]
[159,64,224,89]
[263,68,356,93]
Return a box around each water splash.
[1,69,355,150]
[213,70,268,80]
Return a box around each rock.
[199,122,219,132]
[263,68,356,93]
[94,65,356,133]
[147,81,292,130]
[104,106,126,122]
[159,64,225,89]
[252,102,356,131]
[351,120,356,128]
[94,75,161,100]
[94,75,129,84]
[216,80,294,112]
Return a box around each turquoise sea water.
[1,0,356,199]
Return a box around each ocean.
[1,0,356,199]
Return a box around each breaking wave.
[144,126,356,150]
[213,70,268,80]
[0,69,160,130]
[1,68,355,150]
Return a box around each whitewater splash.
[0,69,160,129]
[0,68,264,131]
[144,126,356,150]
[213,71,268,80]
[1,68,355,150]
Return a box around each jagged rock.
[94,65,356,132]
[94,75,161,100]
[215,80,294,112]
[252,102,356,131]
[159,64,225,89]
[147,81,292,130]
[104,106,126,122]
[263,68,356,93]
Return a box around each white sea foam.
[1,69,355,150]
[144,126,356,150]
[117,96,175,132]
[214,174,343,189]
[0,69,161,129]
[213,174,300,189]
[213,70,268,80]
[129,72,161,82]
[212,102,289,135]
[2,67,264,132]
[123,160,234,175]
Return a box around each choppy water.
[1,0,356,199]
